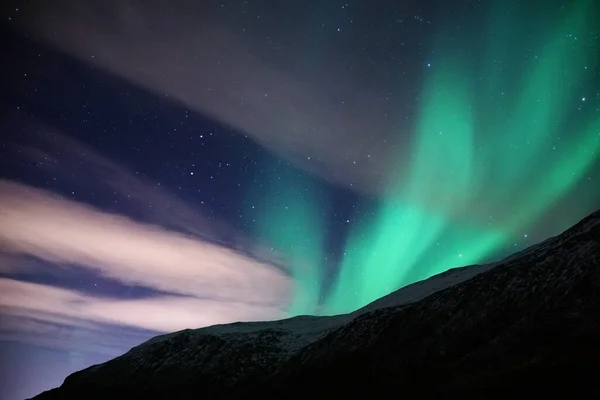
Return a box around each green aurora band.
[248,160,326,315]
[250,0,600,316]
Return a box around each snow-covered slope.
[46,262,488,397]
[353,263,497,315]
[31,209,600,399]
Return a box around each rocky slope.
[32,209,600,399]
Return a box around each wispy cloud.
[0,180,292,307]
[12,0,405,197]
[14,129,244,245]
[9,128,286,267]
[0,121,292,355]
[0,277,286,334]
[0,310,148,357]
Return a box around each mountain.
[31,209,600,399]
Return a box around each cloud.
[0,278,285,334]
[12,129,243,246]
[0,312,141,357]
[7,128,286,268]
[0,179,292,308]
[11,0,408,197]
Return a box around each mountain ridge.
[31,209,600,399]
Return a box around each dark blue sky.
[1,1,599,399]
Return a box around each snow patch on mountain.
[353,263,498,315]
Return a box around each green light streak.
[250,0,599,316]
[324,52,503,314]
[324,202,451,314]
[494,0,595,195]
[508,115,600,232]
[248,166,326,316]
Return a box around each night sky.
[1,0,599,398]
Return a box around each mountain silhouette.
[31,209,600,399]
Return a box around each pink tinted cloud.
[0,278,287,333]
[0,180,292,308]
[13,129,245,245]
[11,129,283,266]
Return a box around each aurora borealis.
[1,0,599,398]
[247,0,600,315]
